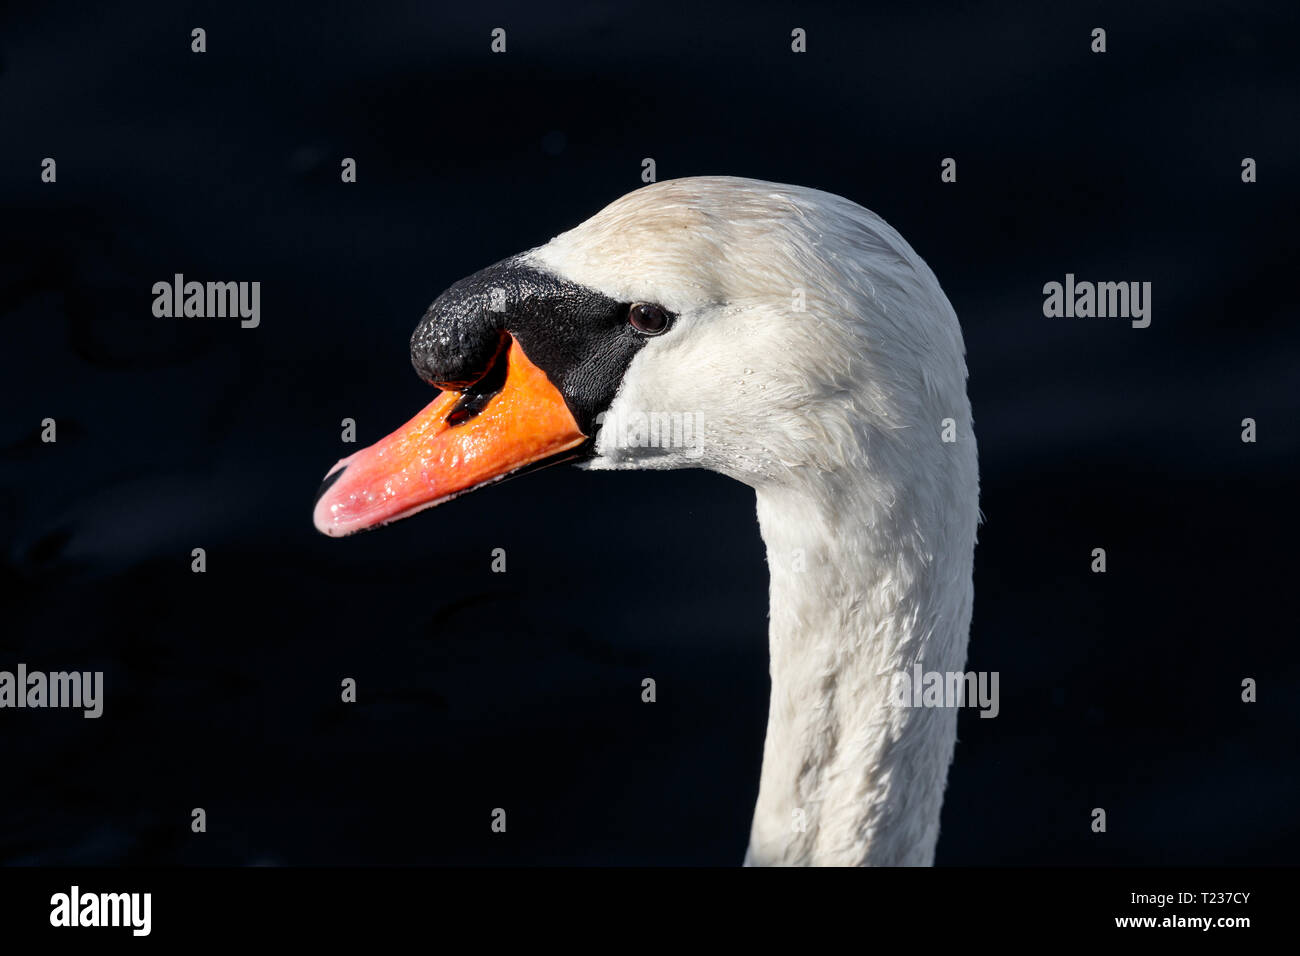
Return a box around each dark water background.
[2,0,1297,864]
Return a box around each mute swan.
[313,176,979,866]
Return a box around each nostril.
[445,338,512,426]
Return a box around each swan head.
[313,176,972,536]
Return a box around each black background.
[2,1,1297,865]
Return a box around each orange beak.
[313,336,586,536]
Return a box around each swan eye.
[628,302,670,335]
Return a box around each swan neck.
[744,479,973,866]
